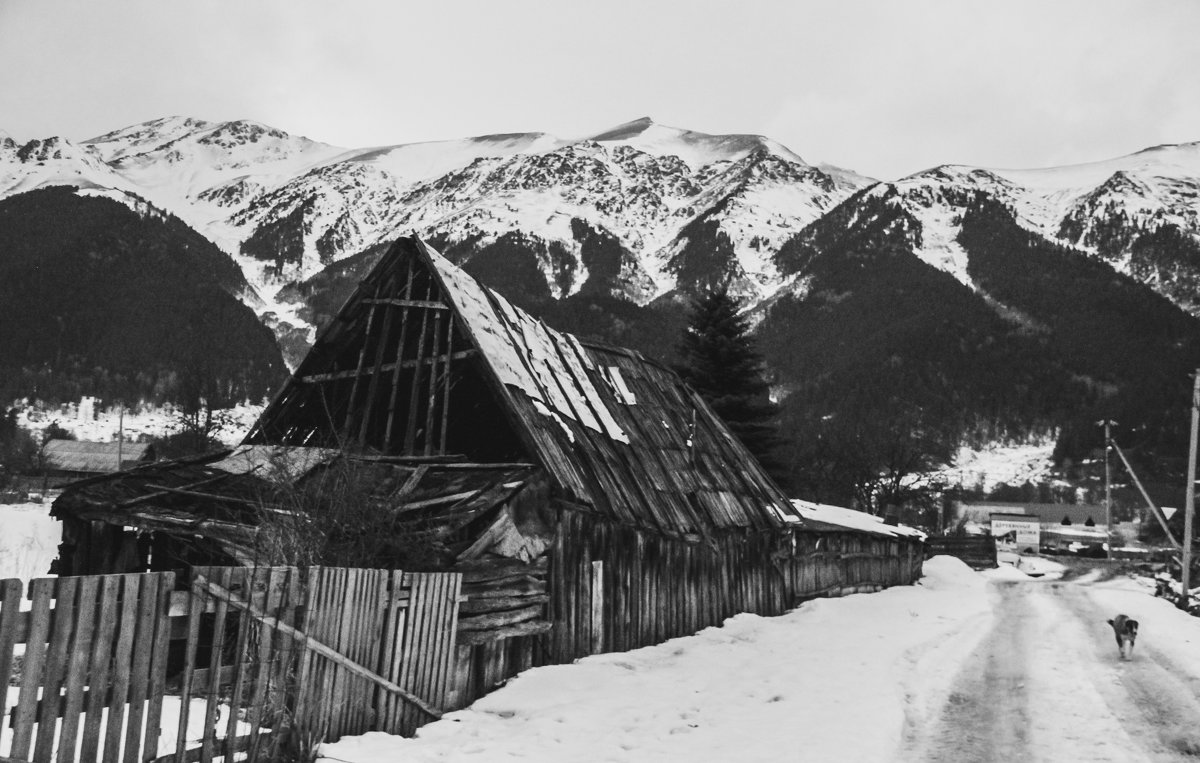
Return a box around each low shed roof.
[53,445,540,568]
[791,500,925,539]
[43,439,152,474]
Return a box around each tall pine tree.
[676,286,788,490]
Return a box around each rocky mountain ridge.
[4,119,1199,328]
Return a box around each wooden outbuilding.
[53,235,924,704]
[42,439,154,485]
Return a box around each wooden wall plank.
[122,573,162,763]
[10,578,53,761]
[101,575,140,763]
[0,579,22,707]
[34,576,79,762]
[142,572,175,763]
[290,567,320,743]
[197,568,232,763]
[172,573,206,763]
[222,570,254,763]
[79,575,121,763]
[56,576,99,763]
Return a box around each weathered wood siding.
[547,509,924,662]
[924,535,997,570]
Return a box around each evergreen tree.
[0,409,37,489]
[675,286,788,489]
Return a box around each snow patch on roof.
[791,499,925,539]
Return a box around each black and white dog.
[1107,614,1139,660]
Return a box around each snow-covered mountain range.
[3,116,1200,352]
[5,115,1200,495]
[0,117,870,339]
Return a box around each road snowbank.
[318,556,991,763]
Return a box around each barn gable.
[247,236,800,536]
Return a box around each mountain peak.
[1134,140,1200,156]
[587,117,657,142]
[583,117,808,170]
[85,115,214,144]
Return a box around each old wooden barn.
[53,235,924,706]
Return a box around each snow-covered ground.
[318,557,993,763]
[934,438,1057,494]
[1,688,250,760]
[0,500,60,582]
[319,558,1200,763]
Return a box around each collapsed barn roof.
[52,444,542,569]
[246,236,802,537]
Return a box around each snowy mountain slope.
[4,114,1200,346]
[228,118,864,311]
[979,142,1200,257]
[332,130,566,184]
[92,118,348,236]
[0,135,143,199]
[797,144,1200,319]
[586,116,805,168]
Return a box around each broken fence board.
[191,573,444,721]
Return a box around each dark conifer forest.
[0,187,287,406]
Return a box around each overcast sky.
[1,0,1196,180]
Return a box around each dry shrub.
[251,454,445,569]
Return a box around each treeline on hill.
[760,193,1071,507]
[958,196,1200,475]
[0,187,287,407]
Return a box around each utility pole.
[1099,419,1117,558]
[117,403,124,471]
[1182,371,1200,610]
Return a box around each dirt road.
[904,576,1200,762]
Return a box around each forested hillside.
[959,197,1200,467]
[753,190,1200,504]
[0,187,287,406]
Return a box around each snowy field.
[0,500,60,582]
[319,558,1200,763]
[933,438,1057,494]
[16,401,264,446]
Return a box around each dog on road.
[1107,614,1139,660]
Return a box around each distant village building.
[76,395,97,422]
[959,500,1108,555]
[990,512,1041,554]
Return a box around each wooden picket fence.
[0,566,462,763]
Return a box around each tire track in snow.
[906,581,1034,762]
[904,580,1158,762]
[1054,583,1200,759]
